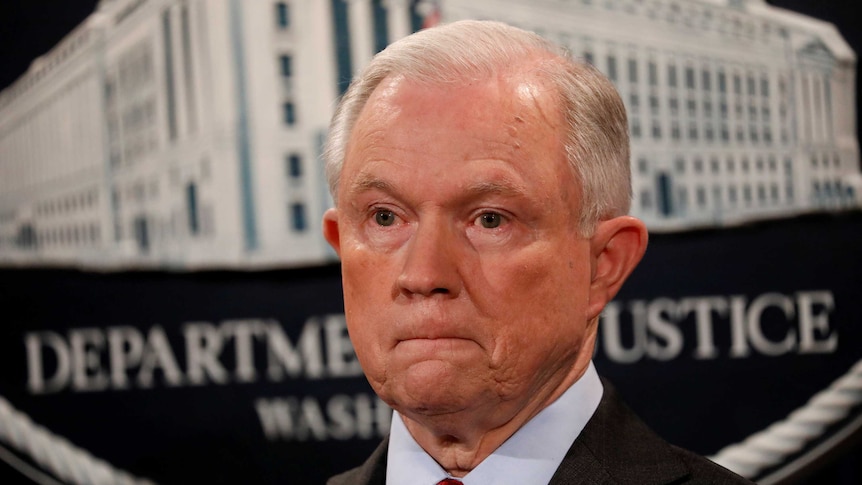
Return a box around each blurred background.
[0,0,860,483]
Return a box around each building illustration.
[0,0,858,269]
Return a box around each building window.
[702,69,711,91]
[649,62,658,86]
[640,189,653,209]
[628,58,638,83]
[290,202,307,231]
[668,65,677,88]
[283,101,296,125]
[372,0,389,53]
[286,154,302,178]
[685,67,695,89]
[675,157,685,173]
[276,2,290,29]
[607,55,617,81]
[696,186,706,207]
[638,157,649,174]
[186,182,200,235]
[280,54,293,78]
[162,9,178,141]
[678,187,688,209]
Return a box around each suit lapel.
[329,382,692,485]
[549,381,690,485]
[549,439,615,485]
[326,437,388,485]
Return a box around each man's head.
[324,20,631,236]
[322,20,647,447]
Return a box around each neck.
[400,354,593,477]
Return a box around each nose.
[396,216,463,298]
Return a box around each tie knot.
[437,479,463,485]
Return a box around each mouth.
[394,337,479,354]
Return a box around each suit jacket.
[326,382,753,485]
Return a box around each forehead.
[344,72,568,169]
[338,73,580,216]
[364,71,561,126]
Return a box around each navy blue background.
[1,212,861,484]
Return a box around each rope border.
[2,359,861,484]
[0,395,154,485]
[710,358,862,480]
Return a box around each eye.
[374,209,397,226]
[477,212,503,229]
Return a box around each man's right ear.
[322,208,342,256]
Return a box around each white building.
[0,0,858,268]
[444,0,859,230]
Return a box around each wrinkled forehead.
[357,67,565,138]
[339,70,578,210]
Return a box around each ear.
[322,208,342,257]
[586,216,648,320]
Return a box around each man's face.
[324,73,601,423]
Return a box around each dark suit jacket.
[326,382,753,484]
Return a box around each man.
[322,20,751,485]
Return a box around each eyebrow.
[463,180,529,199]
[347,173,396,197]
[348,172,529,200]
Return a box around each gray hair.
[323,20,630,235]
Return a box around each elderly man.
[322,20,750,485]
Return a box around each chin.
[386,368,481,416]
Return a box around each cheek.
[341,251,389,338]
[479,244,592,344]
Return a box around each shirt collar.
[386,361,603,485]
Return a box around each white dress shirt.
[385,361,604,485]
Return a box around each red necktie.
[437,480,463,485]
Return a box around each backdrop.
[0,1,861,484]
[2,211,861,484]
